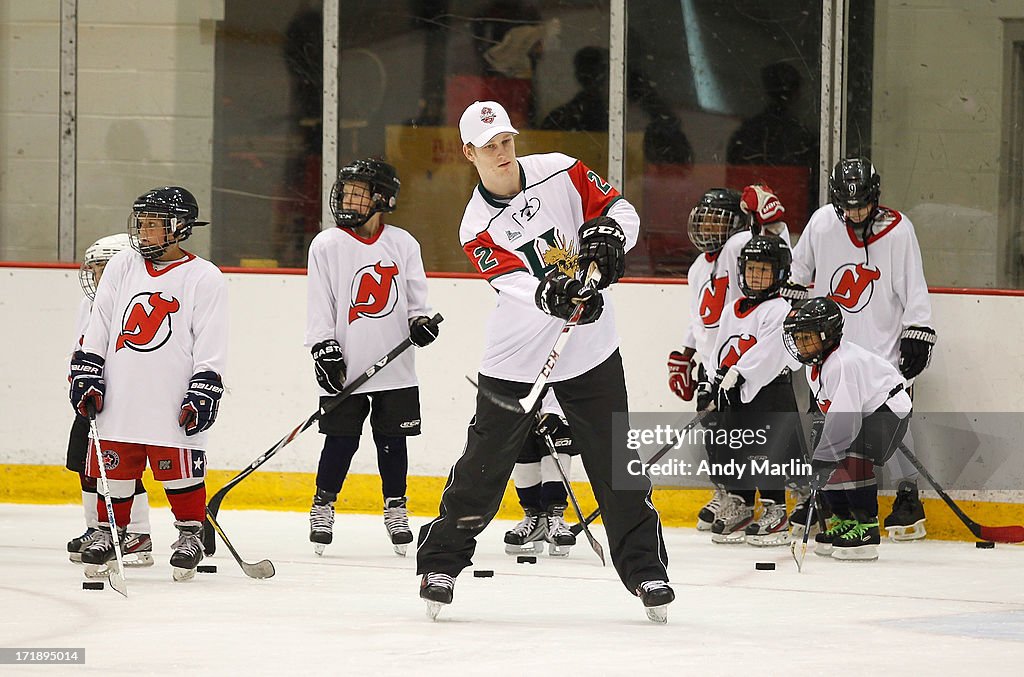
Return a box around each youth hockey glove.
[312,339,346,394]
[739,184,785,229]
[898,326,936,379]
[409,315,440,347]
[779,282,809,304]
[695,378,714,412]
[667,349,697,401]
[178,371,224,436]
[713,366,745,411]
[577,216,626,289]
[809,458,838,492]
[69,351,106,417]
[535,270,604,325]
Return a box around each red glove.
[667,349,697,401]
[740,184,785,226]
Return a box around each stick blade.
[107,561,128,597]
[979,524,1024,543]
[241,560,276,579]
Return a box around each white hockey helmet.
[80,233,131,300]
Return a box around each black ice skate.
[814,515,857,557]
[68,527,100,563]
[832,512,881,561]
[81,524,122,578]
[636,580,675,624]
[170,520,204,581]
[546,503,576,557]
[745,499,792,547]
[420,573,455,620]
[504,507,547,555]
[697,485,726,531]
[384,496,414,556]
[309,488,337,556]
[710,494,754,544]
[883,480,927,542]
[82,531,154,578]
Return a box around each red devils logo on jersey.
[698,276,729,328]
[817,399,832,414]
[828,263,880,312]
[717,334,757,369]
[116,292,180,352]
[349,262,400,323]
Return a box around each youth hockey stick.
[85,403,128,597]
[476,263,600,415]
[202,313,443,555]
[568,405,718,534]
[540,427,605,565]
[203,509,275,579]
[790,485,828,573]
[898,443,1024,543]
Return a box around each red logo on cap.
[479,107,496,124]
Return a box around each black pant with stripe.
[416,350,669,592]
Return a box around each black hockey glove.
[898,326,936,379]
[178,371,224,436]
[779,282,809,304]
[535,270,603,325]
[809,458,838,492]
[713,366,745,411]
[695,378,714,412]
[70,351,106,417]
[312,339,346,394]
[577,216,626,290]
[409,315,440,347]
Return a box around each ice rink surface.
[1,504,1022,676]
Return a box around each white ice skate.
[546,504,576,557]
[710,494,753,544]
[745,500,792,547]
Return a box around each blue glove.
[70,351,105,417]
[178,371,224,436]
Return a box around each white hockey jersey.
[459,153,639,383]
[806,341,911,463]
[305,224,430,395]
[712,296,800,403]
[681,251,729,374]
[82,249,228,450]
[791,205,932,367]
[71,296,91,354]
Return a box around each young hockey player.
[783,297,912,561]
[417,100,672,623]
[70,186,227,581]
[504,390,579,557]
[67,234,153,570]
[706,235,803,546]
[791,157,935,541]
[305,158,438,557]
[667,184,793,530]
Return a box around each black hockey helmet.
[737,235,792,300]
[828,157,880,225]
[330,158,401,229]
[783,297,844,365]
[128,186,207,260]
[688,187,745,253]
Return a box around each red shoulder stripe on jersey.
[844,208,903,248]
[567,160,622,222]
[463,230,527,280]
[145,252,196,277]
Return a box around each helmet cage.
[330,159,400,229]
[688,205,745,253]
[79,234,130,299]
[738,237,792,300]
[783,300,844,365]
[128,212,186,261]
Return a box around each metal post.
[321,0,339,229]
[607,0,626,188]
[58,0,78,261]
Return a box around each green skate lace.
[824,517,856,536]
[839,520,879,541]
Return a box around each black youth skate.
[420,573,455,620]
[384,496,414,556]
[883,480,926,542]
[170,520,204,581]
[636,580,675,624]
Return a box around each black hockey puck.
[456,515,485,530]
[976,541,995,549]
[755,562,776,571]
[197,565,218,573]
[473,569,494,578]
[517,555,537,564]
[82,581,105,590]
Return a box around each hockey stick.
[204,508,275,579]
[202,313,443,555]
[85,403,128,597]
[540,427,605,565]
[897,443,1024,543]
[790,485,826,573]
[567,406,718,534]
[477,263,600,415]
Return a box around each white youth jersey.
[712,296,800,403]
[82,249,228,450]
[806,341,911,462]
[305,224,430,395]
[460,153,640,383]
[682,251,729,373]
[791,205,932,366]
[72,296,91,355]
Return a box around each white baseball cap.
[459,100,519,146]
